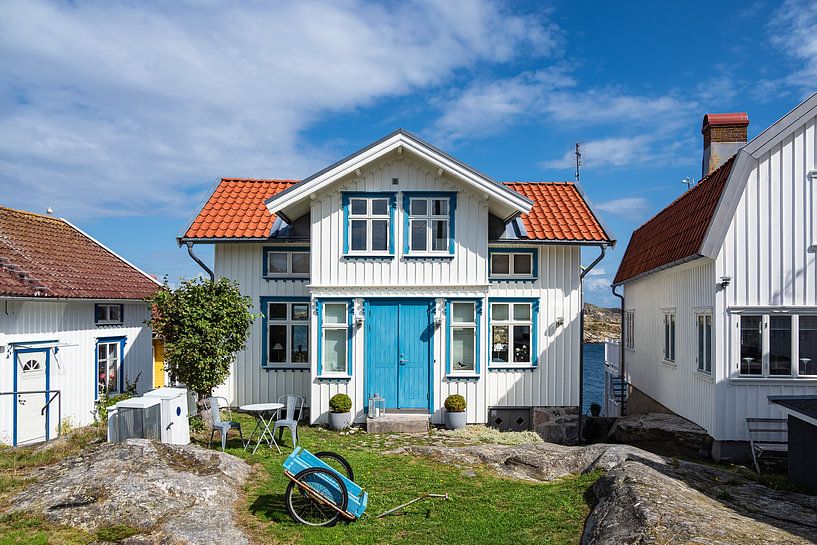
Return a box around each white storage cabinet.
[144,387,191,445]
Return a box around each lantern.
[368,393,386,419]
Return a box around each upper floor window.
[264,248,309,279]
[95,303,123,326]
[696,312,712,374]
[624,310,635,349]
[403,192,456,255]
[663,310,676,362]
[263,300,309,367]
[737,313,817,378]
[343,193,395,255]
[489,249,536,280]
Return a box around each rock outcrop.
[608,412,713,455]
[395,442,817,545]
[10,439,251,545]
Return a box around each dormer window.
[342,193,396,256]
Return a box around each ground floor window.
[448,300,480,374]
[321,301,349,374]
[738,313,817,378]
[696,313,712,374]
[490,301,534,366]
[264,301,310,366]
[97,339,123,396]
[663,310,676,362]
[625,310,635,349]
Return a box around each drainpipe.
[578,244,606,442]
[611,284,625,415]
[184,241,215,281]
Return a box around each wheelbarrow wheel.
[314,451,355,481]
[286,467,349,527]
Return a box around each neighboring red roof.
[183,179,299,239]
[503,182,610,242]
[183,178,611,244]
[613,156,735,284]
[0,206,160,299]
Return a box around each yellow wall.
[152,339,165,389]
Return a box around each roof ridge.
[220,177,301,183]
[0,205,63,222]
[503,181,575,185]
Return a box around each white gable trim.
[266,130,532,221]
[699,93,817,257]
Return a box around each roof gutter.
[185,241,215,282]
[578,243,607,443]
[611,283,625,393]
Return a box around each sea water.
[582,343,605,414]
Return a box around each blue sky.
[2,0,816,306]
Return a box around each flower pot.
[328,411,351,430]
[590,405,601,417]
[444,410,467,430]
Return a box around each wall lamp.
[719,276,732,289]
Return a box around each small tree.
[147,277,255,404]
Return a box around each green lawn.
[227,419,598,545]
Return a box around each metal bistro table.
[239,403,284,454]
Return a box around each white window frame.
[347,197,391,254]
[733,311,817,379]
[321,302,349,375]
[696,311,713,374]
[624,310,635,350]
[98,340,121,395]
[450,301,477,374]
[265,301,310,367]
[265,250,309,278]
[489,252,534,278]
[662,309,676,363]
[408,196,450,254]
[96,303,123,325]
[490,302,533,366]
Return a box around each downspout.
[184,241,215,281]
[611,284,625,415]
[578,244,606,442]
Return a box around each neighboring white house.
[180,130,613,435]
[0,206,160,446]
[612,92,817,460]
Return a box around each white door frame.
[12,344,52,446]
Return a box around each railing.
[0,389,62,442]
[603,342,625,417]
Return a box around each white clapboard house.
[0,206,160,446]
[180,130,613,430]
[612,92,817,459]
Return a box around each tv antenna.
[575,143,581,183]
[681,176,694,190]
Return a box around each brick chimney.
[701,112,749,177]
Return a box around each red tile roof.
[183,178,611,243]
[503,182,610,242]
[0,206,160,299]
[613,156,735,284]
[183,179,300,239]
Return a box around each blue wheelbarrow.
[283,447,368,526]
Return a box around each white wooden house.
[0,206,160,445]
[181,130,613,433]
[613,93,817,459]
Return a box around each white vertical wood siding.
[714,113,817,441]
[214,243,311,407]
[623,259,717,434]
[0,299,152,445]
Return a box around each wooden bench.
[746,417,788,474]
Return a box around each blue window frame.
[342,193,396,256]
[262,246,310,279]
[488,247,538,280]
[95,336,126,398]
[316,298,354,378]
[260,297,311,369]
[95,303,124,325]
[402,192,457,256]
[488,298,539,369]
[446,298,482,378]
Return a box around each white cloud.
[0,0,556,218]
[594,197,650,219]
[768,0,817,90]
[540,136,653,169]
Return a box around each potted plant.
[590,402,602,417]
[328,393,352,430]
[444,394,467,430]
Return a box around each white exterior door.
[15,349,48,445]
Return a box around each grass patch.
[0,513,89,545]
[224,418,597,545]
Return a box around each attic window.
[402,192,457,256]
[95,303,123,326]
[342,193,395,256]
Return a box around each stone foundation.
[626,385,674,415]
[532,406,580,445]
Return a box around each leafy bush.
[95,392,132,423]
[188,414,204,433]
[444,394,466,412]
[329,393,352,413]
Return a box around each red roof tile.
[182,178,611,243]
[183,179,299,239]
[503,182,610,242]
[0,206,160,299]
[613,156,735,284]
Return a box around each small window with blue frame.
[265,302,310,366]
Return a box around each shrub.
[329,393,352,413]
[444,394,466,412]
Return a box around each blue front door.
[366,300,432,410]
